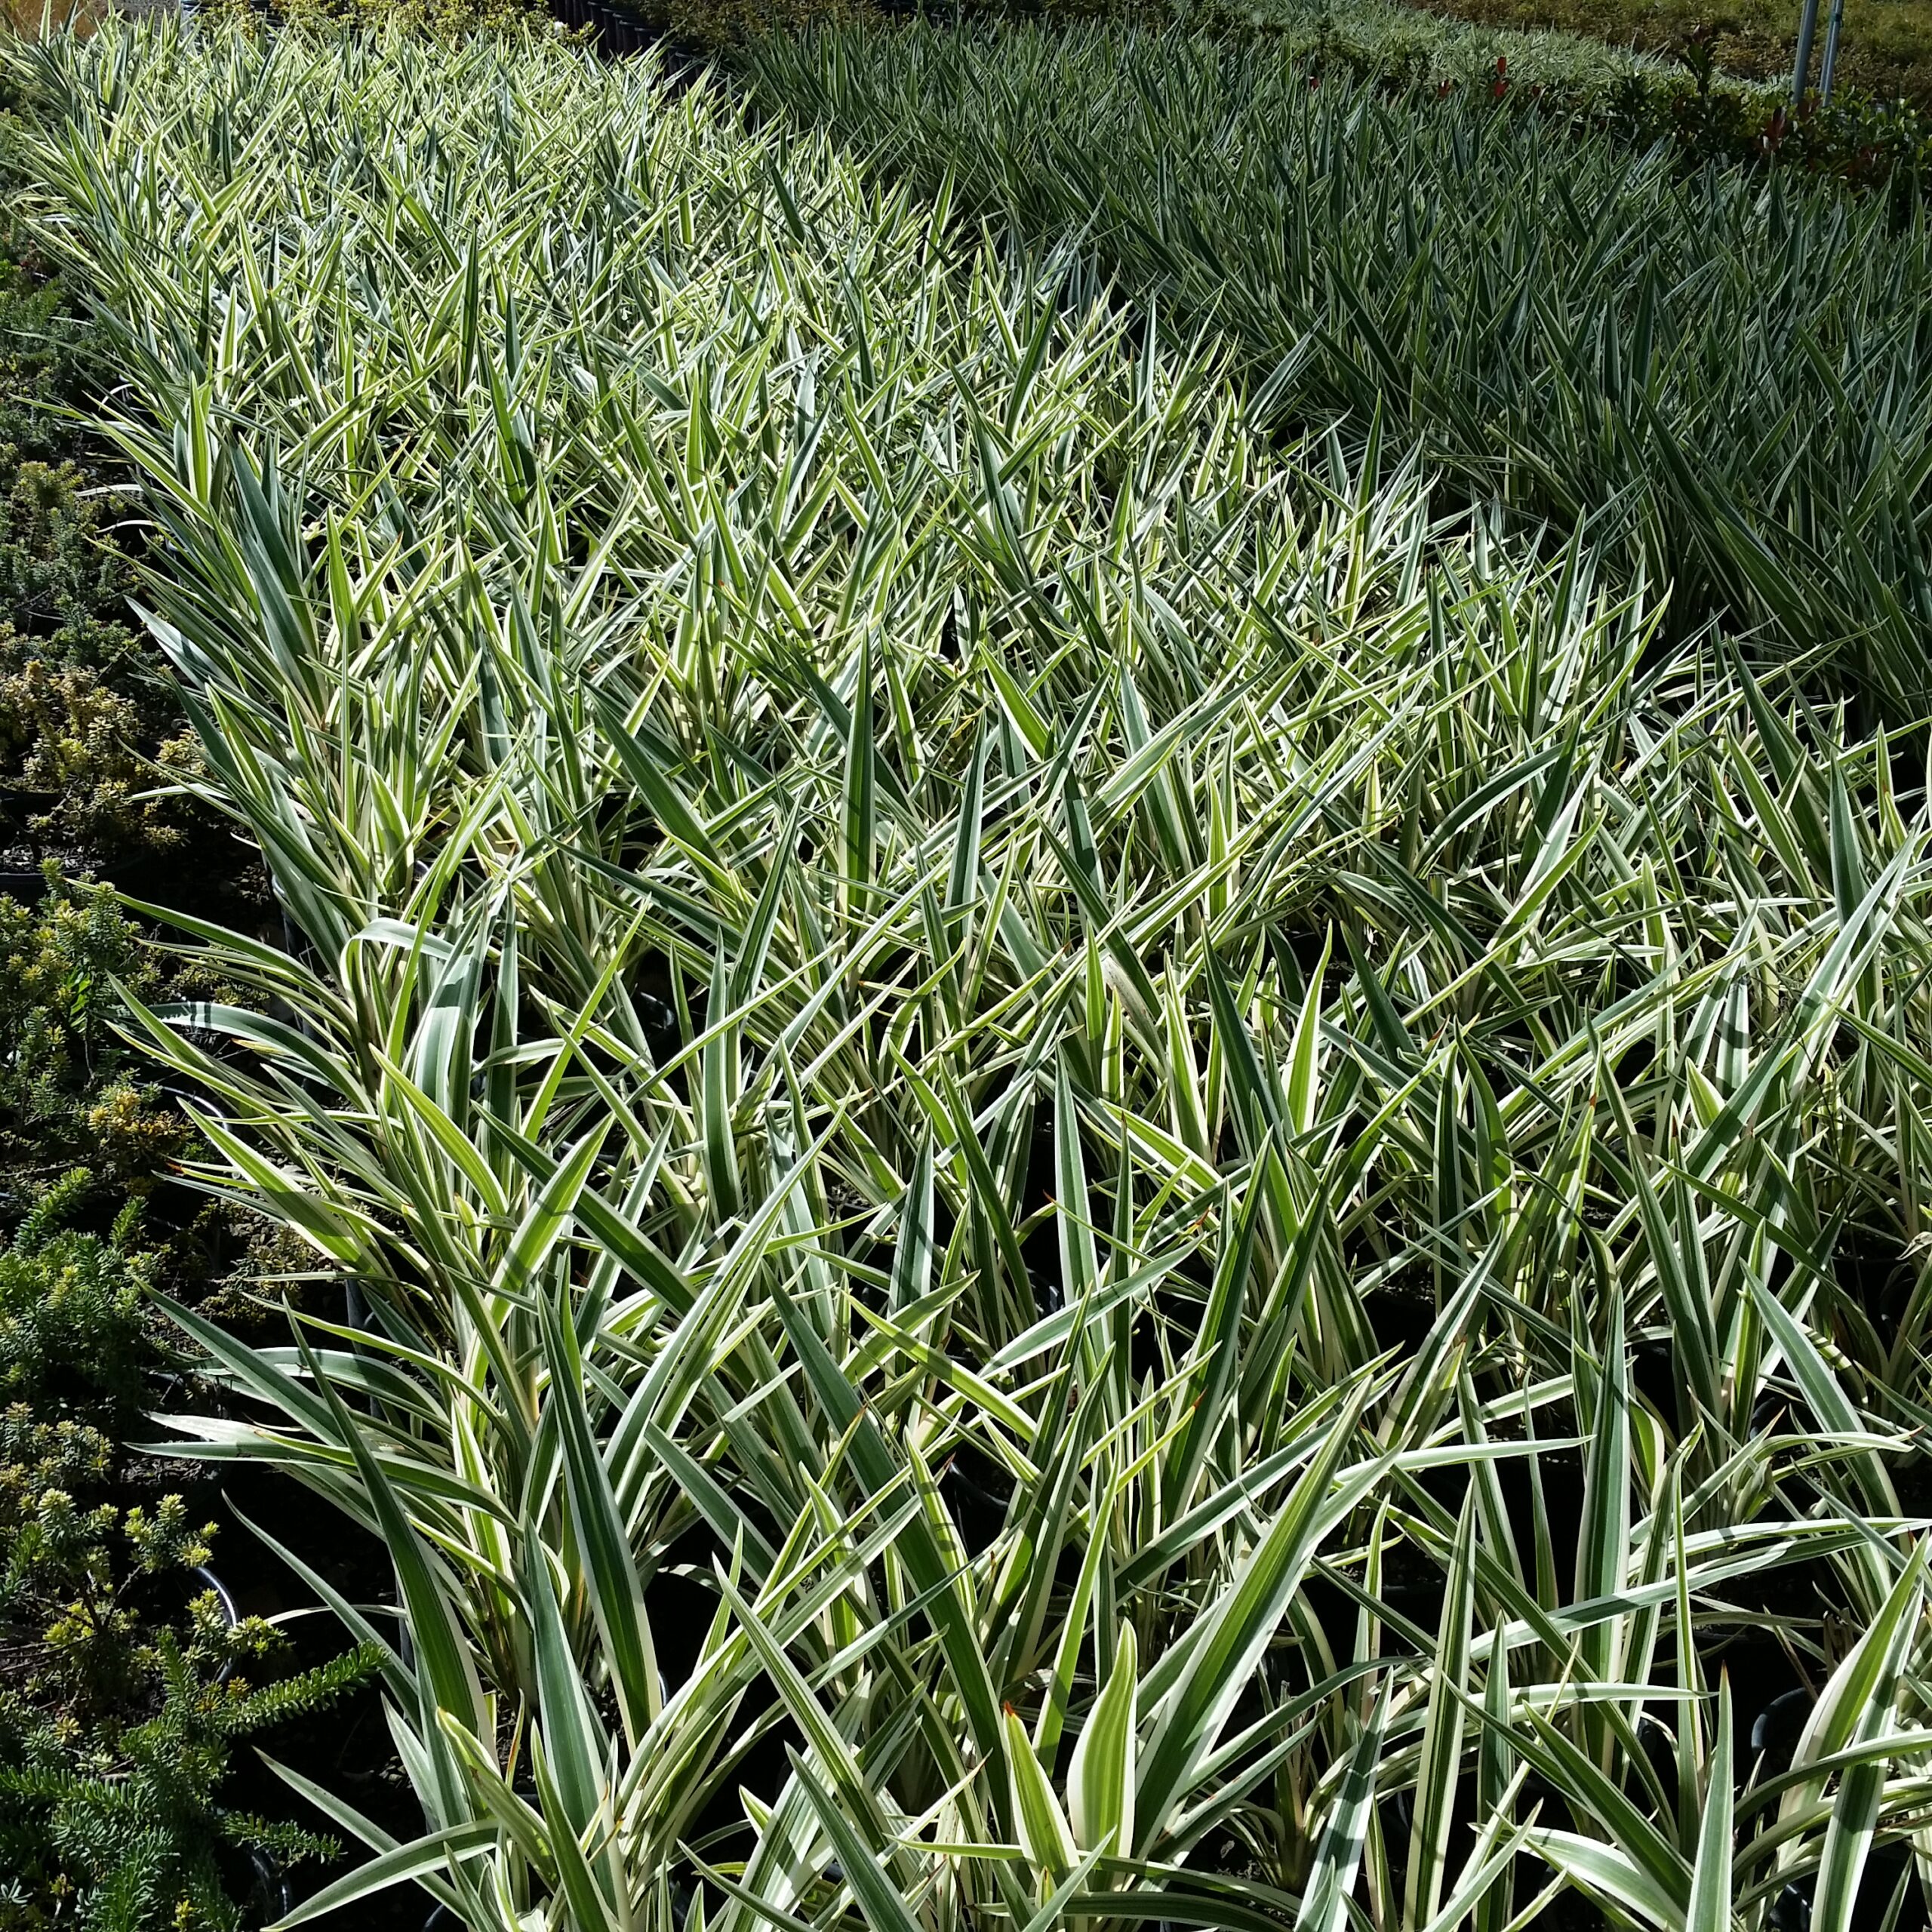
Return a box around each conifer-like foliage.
[0,1181,376,1932]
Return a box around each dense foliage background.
[7,6,1932,1932]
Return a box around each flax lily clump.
[739,22,1932,714]
[12,22,1932,1932]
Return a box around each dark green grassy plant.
[739,20,1932,711]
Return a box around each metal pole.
[1818,0,1847,103]
[1791,0,1822,104]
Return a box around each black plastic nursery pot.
[551,0,657,55]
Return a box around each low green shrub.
[0,875,185,1204]
[0,152,200,879]
[0,193,100,463]
[0,1165,368,1932]
[0,1173,379,1932]
[0,1632,372,1932]
[0,1171,149,1420]
[0,1463,376,1932]
[1407,0,1932,111]
[1190,0,1932,176]
[0,625,198,863]
[0,456,131,626]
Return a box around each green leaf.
[1069,1622,1139,1859]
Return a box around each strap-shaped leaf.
[1069,1622,1140,1860]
